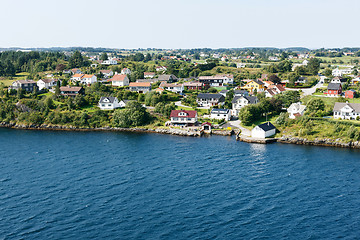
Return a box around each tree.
[112,101,150,127]
[193,53,200,60]
[306,98,325,116]
[268,75,281,84]
[134,53,145,62]
[68,51,84,68]
[100,52,108,61]
[306,58,321,75]
[238,105,261,126]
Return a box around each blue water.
[1,128,360,239]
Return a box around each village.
[1,48,360,143]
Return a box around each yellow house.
[241,79,266,93]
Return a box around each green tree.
[306,58,321,75]
[100,52,108,61]
[112,101,150,127]
[68,51,84,68]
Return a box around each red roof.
[170,110,197,118]
[109,74,127,82]
[129,82,151,87]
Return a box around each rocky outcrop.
[278,136,360,149]
[0,122,202,137]
[211,130,234,136]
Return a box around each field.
[0,72,31,86]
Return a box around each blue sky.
[1,0,359,49]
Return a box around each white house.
[251,122,276,139]
[144,72,155,78]
[101,59,118,65]
[330,77,347,86]
[196,93,225,108]
[159,82,184,94]
[121,68,131,75]
[108,74,130,87]
[37,79,59,90]
[100,70,114,78]
[333,102,360,120]
[98,97,122,110]
[287,102,307,119]
[332,68,352,77]
[80,74,97,85]
[231,96,258,116]
[170,110,198,126]
[210,108,231,121]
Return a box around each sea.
[0,128,360,239]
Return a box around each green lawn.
[0,72,31,86]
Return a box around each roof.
[129,82,151,87]
[266,88,277,96]
[327,83,342,90]
[232,96,258,104]
[234,90,248,95]
[99,97,117,103]
[72,74,84,78]
[158,74,177,81]
[332,77,347,82]
[144,72,155,75]
[199,74,234,80]
[170,110,197,118]
[60,86,83,92]
[333,102,360,113]
[160,82,183,88]
[109,74,127,82]
[253,79,265,85]
[81,74,95,79]
[288,102,306,112]
[197,93,224,100]
[38,79,58,83]
[211,108,230,114]
[15,80,36,84]
[100,70,112,73]
[183,81,203,87]
[256,122,276,131]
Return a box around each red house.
[184,81,204,91]
[325,83,342,97]
[345,90,356,99]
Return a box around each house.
[287,102,306,119]
[219,90,229,97]
[251,122,277,138]
[121,68,131,75]
[37,79,60,90]
[71,74,84,82]
[108,74,129,87]
[265,84,286,97]
[156,66,167,72]
[99,70,114,78]
[129,82,152,93]
[345,90,356,99]
[71,68,82,74]
[241,79,265,93]
[332,68,352,77]
[234,90,249,97]
[333,102,360,120]
[144,72,155,78]
[79,74,97,85]
[231,96,258,116]
[265,88,278,98]
[210,108,231,121]
[330,77,347,86]
[101,59,118,65]
[170,110,198,126]
[198,74,234,87]
[351,76,360,85]
[325,83,342,97]
[157,74,178,83]
[196,93,225,107]
[202,122,212,132]
[98,97,122,110]
[184,81,204,90]
[136,78,159,84]
[159,82,184,94]
[9,80,37,92]
[60,86,84,97]
[263,81,274,88]
[155,87,165,94]
[296,77,307,84]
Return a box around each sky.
[0,0,359,49]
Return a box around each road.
[226,120,251,136]
[285,81,324,97]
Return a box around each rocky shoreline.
[0,122,234,137]
[2,122,360,149]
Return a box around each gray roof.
[158,74,178,81]
[234,90,249,95]
[99,97,117,103]
[197,93,225,101]
[327,83,342,90]
[232,95,258,104]
[333,102,360,113]
[257,122,276,131]
[211,108,230,114]
[220,90,229,94]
